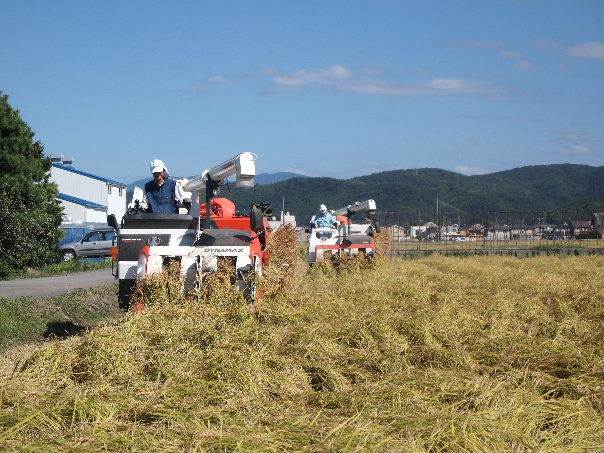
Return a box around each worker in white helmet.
[311,203,335,228]
[143,159,187,213]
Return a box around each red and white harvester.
[109,152,270,308]
[308,199,380,264]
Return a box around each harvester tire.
[118,279,136,310]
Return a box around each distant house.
[487,225,511,241]
[268,212,297,231]
[441,223,460,234]
[410,222,437,239]
[387,225,407,241]
[468,224,486,236]
[49,155,127,224]
[511,227,535,239]
[544,225,571,240]
[439,224,459,240]
[571,220,594,239]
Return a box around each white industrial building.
[268,211,297,231]
[49,155,127,224]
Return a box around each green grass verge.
[2,258,112,281]
[0,283,123,352]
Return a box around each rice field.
[390,238,604,252]
[0,250,603,452]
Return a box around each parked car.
[59,226,95,246]
[59,222,109,245]
[59,228,116,261]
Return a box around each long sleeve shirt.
[143,178,185,213]
[314,211,335,228]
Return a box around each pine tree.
[0,92,63,277]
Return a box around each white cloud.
[455,114,547,123]
[273,65,351,86]
[514,60,537,71]
[454,165,488,175]
[500,50,537,71]
[428,78,467,90]
[453,40,504,49]
[271,66,497,96]
[185,82,208,93]
[567,42,604,60]
[561,144,593,155]
[339,78,491,95]
[357,65,383,76]
[533,40,559,49]
[185,75,228,92]
[501,51,524,60]
[283,167,312,176]
[208,75,227,83]
[549,130,596,157]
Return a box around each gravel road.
[0,269,116,299]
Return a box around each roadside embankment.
[0,268,115,299]
[1,258,112,282]
[0,283,123,352]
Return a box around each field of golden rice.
[0,244,603,452]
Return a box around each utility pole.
[282,197,285,225]
[436,195,440,242]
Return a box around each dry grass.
[260,224,304,298]
[0,255,603,452]
[373,229,391,256]
[130,260,186,311]
[390,239,604,251]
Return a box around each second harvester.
[308,199,380,264]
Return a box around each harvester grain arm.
[184,152,257,227]
[333,199,377,217]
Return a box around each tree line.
[0,92,62,277]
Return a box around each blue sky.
[1,0,603,183]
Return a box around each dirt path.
[0,269,116,299]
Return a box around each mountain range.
[127,164,603,223]
[225,164,604,223]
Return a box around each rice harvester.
[108,152,271,308]
[308,199,380,264]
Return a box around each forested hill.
[225,164,604,222]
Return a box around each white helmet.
[150,159,168,175]
[319,204,327,212]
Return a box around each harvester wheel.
[244,280,257,301]
[118,279,136,310]
[248,256,263,301]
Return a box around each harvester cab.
[111,152,269,309]
[308,199,379,264]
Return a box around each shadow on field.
[43,321,86,339]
